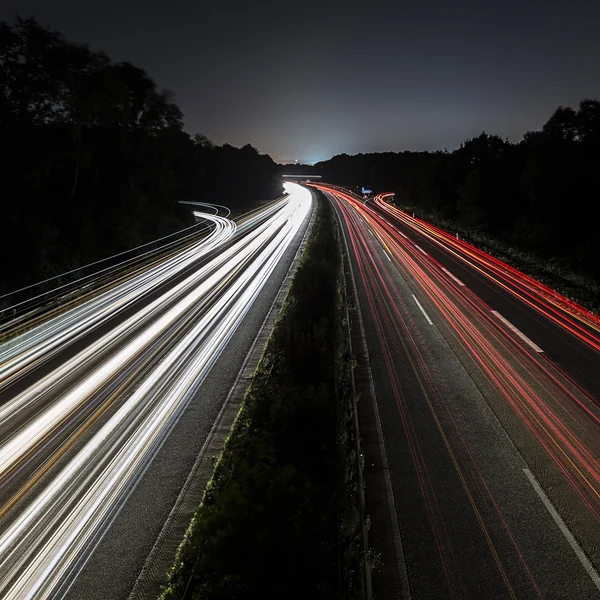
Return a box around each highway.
[0,183,312,599]
[316,183,600,599]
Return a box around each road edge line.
[331,195,412,600]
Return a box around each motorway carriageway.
[0,183,311,599]
[315,183,600,599]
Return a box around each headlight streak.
[180,200,232,218]
[0,213,235,388]
[0,200,298,479]
[0,215,232,352]
[0,185,312,599]
[0,215,221,307]
[318,183,600,597]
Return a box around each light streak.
[0,184,312,598]
[0,212,235,388]
[314,182,600,597]
[373,192,600,352]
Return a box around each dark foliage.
[301,100,600,280]
[0,18,281,294]
[162,197,363,600]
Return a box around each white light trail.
[0,212,235,386]
[0,184,312,598]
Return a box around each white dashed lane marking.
[492,310,543,353]
[413,294,433,325]
[441,266,465,287]
[523,468,600,592]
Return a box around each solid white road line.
[412,294,433,325]
[523,468,600,592]
[491,310,543,353]
[441,266,465,287]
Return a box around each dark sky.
[2,0,599,163]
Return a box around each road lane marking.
[491,311,543,353]
[389,287,514,597]
[523,468,600,592]
[415,244,428,256]
[441,266,465,287]
[412,294,433,325]
[372,230,393,262]
[397,229,408,239]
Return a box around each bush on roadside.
[161,194,364,600]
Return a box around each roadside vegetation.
[389,198,600,314]
[0,18,281,298]
[161,195,365,599]
[293,99,600,312]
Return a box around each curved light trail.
[0,211,235,388]
[314,182,600,598]
[373,193,600,350]
[0,183,312,599]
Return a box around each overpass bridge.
[281,174,322,185]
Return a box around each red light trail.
[313,182,600,598]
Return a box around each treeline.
[306,100,600,280]
[0,18,281,293]
[162,196,364,599]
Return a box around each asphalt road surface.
[317,183,600,600]
[0,183,313,599]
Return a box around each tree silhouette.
[0,18,281,297]
[305,104,600,280]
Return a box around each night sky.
[2,0,599,163]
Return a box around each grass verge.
[160,194,365,599]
